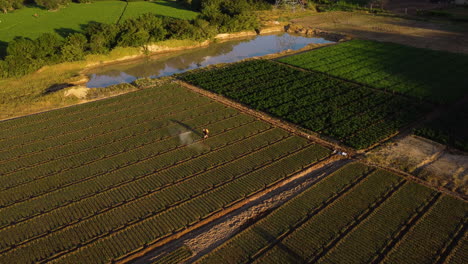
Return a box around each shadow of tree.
[43,83,73,95]
[0,40,8,59]
[54,28,80,38]
[252,226,306,263]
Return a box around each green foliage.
[414,103,468,152]
[0,1,264,79]
[0,83,331,264]
[35,0,72,10]
[200,0,260,33]
[180,60,430,149]
[197,163,467,264]
[279,39,468,104]
[157,246,192,264]
[60,33,87,61]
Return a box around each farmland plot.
[0,83,331,264]
[279,39,468,104]
[196,162,468,264]
[415,102,468,152]
[180,60,430,149]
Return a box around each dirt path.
[130,158,349,264]
[292,11,468,54]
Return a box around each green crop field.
[0,83,331,264]
[196,162,468,264]
[278,39,468,104]
[0,0,198,43]
[415,103,468,152]
[180,60,431,149]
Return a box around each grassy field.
[0,82,331,263]
[196,162,468,264]
[278,39,468,104]
[180,60,431,149]
[0,0,198,43]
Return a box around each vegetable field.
[415,102,468,152]
[0,83,331,264]
[196,162,468,264]
[278,39,468,104]
[180,60,430,149]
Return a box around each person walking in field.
[202,128,209,139]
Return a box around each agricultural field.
[0,82,332,264]
[0,0,198,43]
[415,102,468,152]
[180,60,431,149]
[196,162,468,264]
[278,39,468,104]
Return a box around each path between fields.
[130,158,350,264]
[176,80,356,157]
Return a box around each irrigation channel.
[86,33,334,88]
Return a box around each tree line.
[0,0,269,78]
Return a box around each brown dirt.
[365,135,468,197]
[292,11,468,53]
[384,0,452,15]
[129,158,349,264]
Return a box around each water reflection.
[86,33,334,88]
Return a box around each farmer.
[202,128,209,139]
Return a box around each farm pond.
[86,33,334,88]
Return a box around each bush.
[61,33,87,61]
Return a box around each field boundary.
[176,80,354,156]
[118,155,345,264]
[359,159,467,201]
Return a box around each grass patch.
[0,46,143,120]
[0,0,198,43]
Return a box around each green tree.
[61,33,87,61]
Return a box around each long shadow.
[0,40,8,59]
[54,28,80,38]
[43,83,73,95]
[148,0,197,13]
[170,119,203,137]
[253,226,306,263]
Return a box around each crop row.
[0,100,220,171]
[278,39,468,104]
[0,126,289,250]
[197,163,467,264]
[195,163,374,264]
[317,184,438,264]
[0,142,330,264]
[254,170,406,264]
[0,83,180,136]
[181,60,429,149]
[0,108,242,207]
[0,113,260,216]
[0,87,212,153]
[383,195,467,264]
[414,103,468,152]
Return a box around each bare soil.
[292,11,468,53]
[130,159,349,264]
[366,135,468,197]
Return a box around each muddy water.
[86,33,334,88]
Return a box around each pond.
[86,33,335,88]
